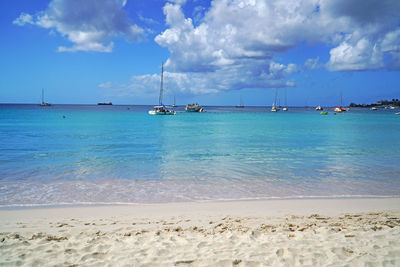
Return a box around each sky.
[1,0,399,106]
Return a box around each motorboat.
[185,103,203,112]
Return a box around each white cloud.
[326,38,384,71]
[320,0,400,71]
[101,0,399,97]
[13,13,33,26]
[100,60,297,97]
[16,0,400,96]
[14,0,144,52]
[381,29,400,70]
[169,0,187,5]
[151,0,400,94]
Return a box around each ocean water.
[0,104,399,207]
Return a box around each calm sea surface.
[0,104,399,207]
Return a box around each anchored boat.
[271,88,280,112]
[185,103,203,112]
[38,88,51,106]
[149,63,176,115]
[235,95,244,108]
[316,105,323,111]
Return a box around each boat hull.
[38,103,51,106]
[148,110,176,115]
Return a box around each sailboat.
[282,89,288,111]
[172,95,177,108]
[333,90,348,113]
[271,88,280,112]
[235,94,244,108]
[148,63,176,115]
[38,88,51,106]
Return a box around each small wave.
[1,194,399,210]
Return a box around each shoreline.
[1,197,400,218]
[1,198,400,266]
[1,194,399,211]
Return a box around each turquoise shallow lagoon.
[0,104,399,207]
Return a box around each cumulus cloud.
[322,0,400,71]
[100,60,296,96]
[151,0,400,94]
[13,0,144,52]
[157,0,400,72]
[17,0,399,96]
[13,13,33,26]
[326,38,384,71]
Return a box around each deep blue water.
[1,104,399,207]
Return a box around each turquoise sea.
[0,104,399,207]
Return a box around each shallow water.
[1,104,399,207]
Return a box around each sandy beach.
[1,198,400,266]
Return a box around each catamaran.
[271,88,279,112]
[38,88,51,106]
[148,63,176,115]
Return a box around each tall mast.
[42,88,44,104]
[284,89,287,107]
[340,90,343,106]
[274,88,278,107]
[159,62,164,105]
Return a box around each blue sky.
[1,0,399,106]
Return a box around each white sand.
[1,198,400,266]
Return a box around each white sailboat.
[316,105,323,110]
[334,90,348,113]
[271,88,280,112]
[282,89,288,111]
[38,88,51,106]
[149,63,176,115]
[235,94,244,108]
[172,95,177,107]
